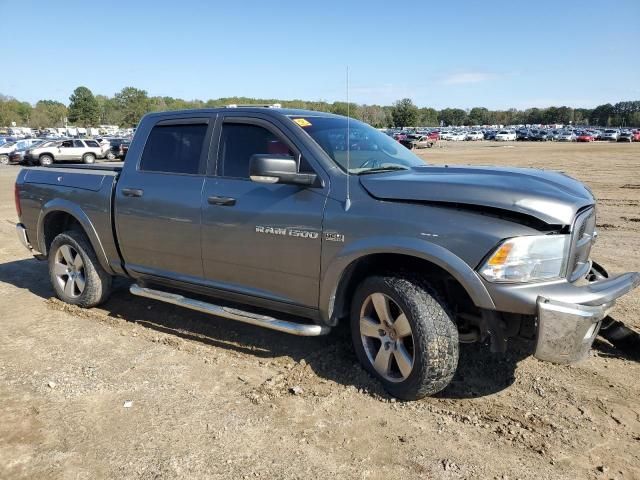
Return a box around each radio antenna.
[344,65,352,211]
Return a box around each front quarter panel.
[319,191,544,324]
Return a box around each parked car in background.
[448,131,467,141]
[484,130,497,140]
[495,130,516,141]
[426,131,440,141]
[546,130,561,141]
[576,132,595,142]
[632,130,640,142]
[0,138,44,164]
[557,131,576,142]
[466,131,484,141]
[617,131,633,142]
[529,130,549,141]
[7,140,50,164]
[23,139,109,166]
[399,134,434,150]
[602,129,619,141]
[106,138,131,159]
[516,129,530,141]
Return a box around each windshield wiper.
[356,166,409,175]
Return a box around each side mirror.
[249,155,317,186]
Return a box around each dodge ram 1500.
[15,106,640,399]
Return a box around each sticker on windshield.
[293,118,312,127]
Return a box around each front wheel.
[351,275,459,400]
[49,230,112,307]
[0,154,8,165]
[105,151,116,161]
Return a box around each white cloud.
[441,72,497,85]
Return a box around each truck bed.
[16,165,122,275]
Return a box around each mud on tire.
[351,275,459,400]
[48,230,112,308]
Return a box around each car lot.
[1,141,639,479]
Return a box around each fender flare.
[319,236,496,325]
[36,198,114,274]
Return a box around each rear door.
[115,116,215,282]
[200,114,328,308]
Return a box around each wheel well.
[332,253,480,330]
[39,152,53,158]
[42,211,83,254]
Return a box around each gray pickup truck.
[15,106,640,400]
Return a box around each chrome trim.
[534,296,609,364]
[130,284,331,336]
[567,207,596,282]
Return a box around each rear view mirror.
[249,155,317,186]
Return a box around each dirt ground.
[1,141,639,480]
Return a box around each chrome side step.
[129,284,331,337]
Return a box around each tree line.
[1,87,639,129]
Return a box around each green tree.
[438,108,467,126]
[30,100,67,128]
[391,98,419,127]
[467,107,489,125]
[113,87,151,127]
[418,107,439,126]
[68,86,99,126]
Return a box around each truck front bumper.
[534,271,640,363]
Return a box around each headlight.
[479,235,569,283]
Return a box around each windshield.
[289,115,425,174]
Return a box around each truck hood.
[359,165,595,225]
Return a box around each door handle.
[122,188,144,198]
[208,196,236,206]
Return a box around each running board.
[129,284,331,336]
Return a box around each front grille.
[567,207,596,282]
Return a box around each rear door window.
[140,123,207,174]
[73,140,85,148]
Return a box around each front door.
[56,140,76,160]
[201,116,327,308]
[115,116,213,282]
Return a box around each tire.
[48,230,112,308]
[83,153,96,164]
[350,275,459,400]
[0,154,8,165]
[39,154,54,166]
[105,152,116,161]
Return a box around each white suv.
[24,139,109,166]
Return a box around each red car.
[427,131,440,141]
[632,130,640,142]
[576,132,594,142]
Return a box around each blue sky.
[3,0,639,109]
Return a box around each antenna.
[345,66,352,211]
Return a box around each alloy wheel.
[359,292,415,382]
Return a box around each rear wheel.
[351,275,459,400]
[83,153,96,164]
[39,154,54,166]
[0,154,8,165]
[49,230,112,307]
